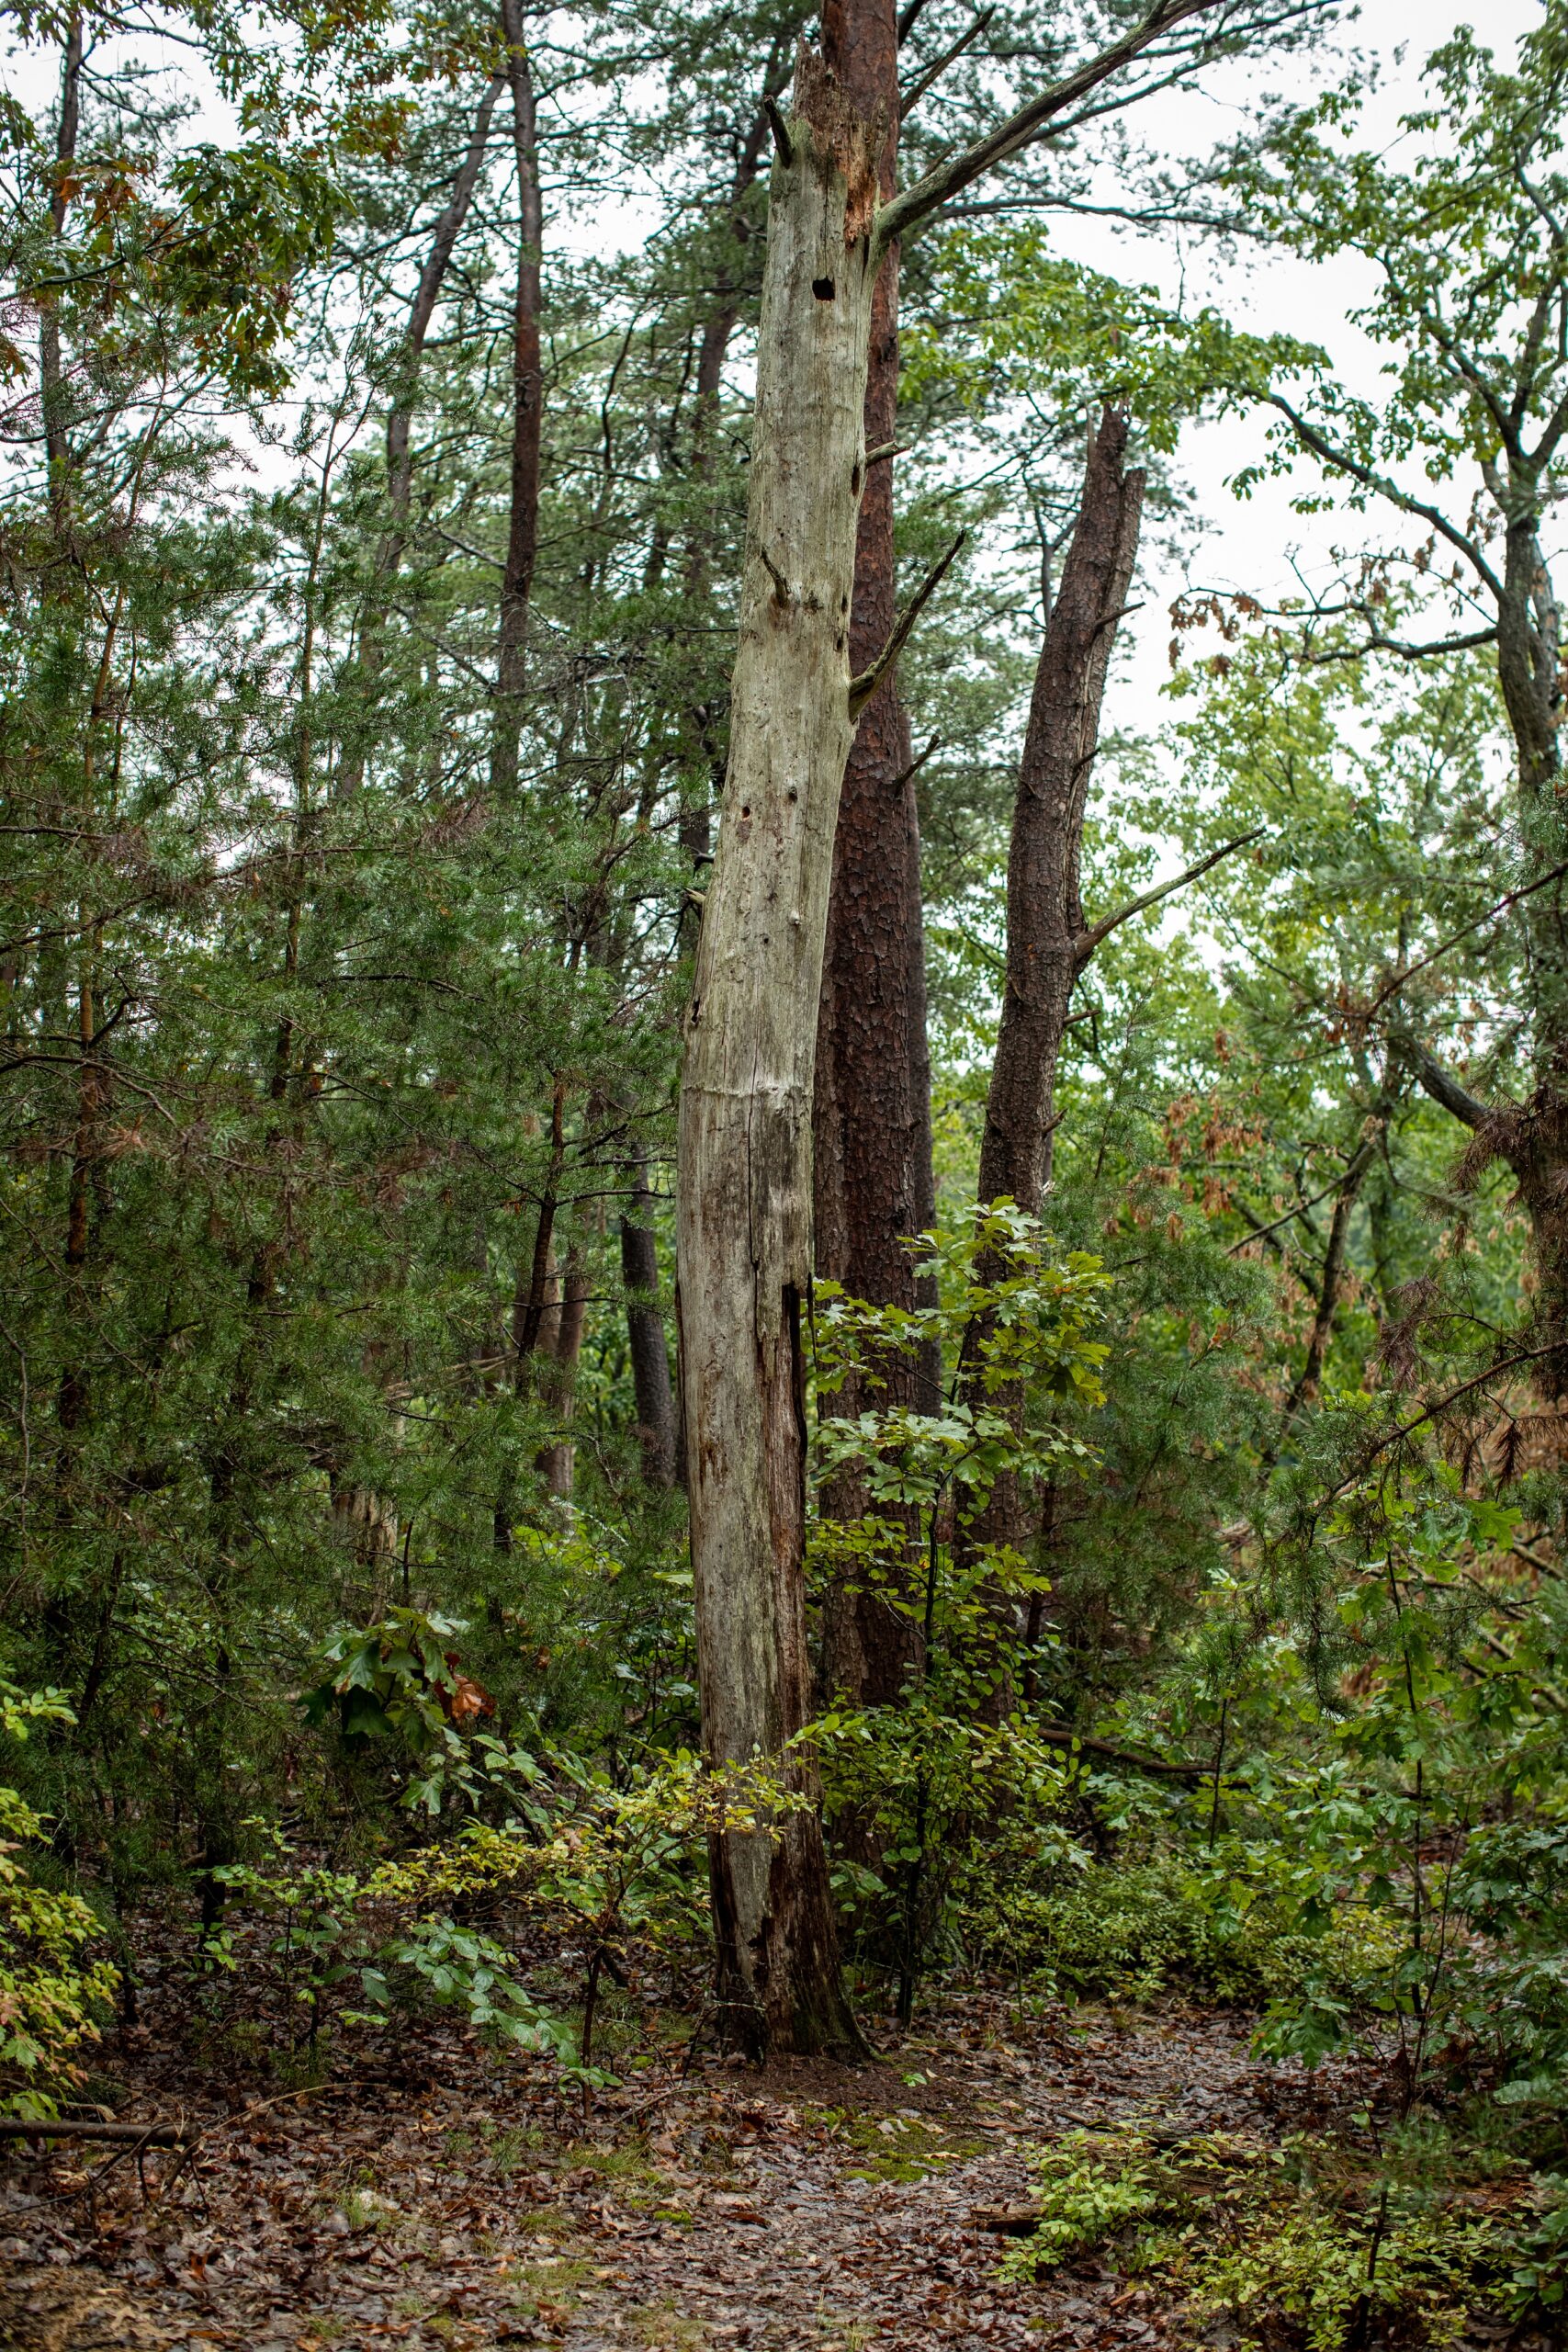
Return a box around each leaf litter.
[0,1969,1371,2352]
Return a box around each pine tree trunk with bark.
[977,408,1144,1221]
[622,1170,678,1488]
[39,13,81,533]
[491,0,543,798]
[967,408,1142,1578]
[814,0,933,1711]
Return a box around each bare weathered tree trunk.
[678,6,1234,2056]
[622,1170,678,1488]
[491,0,543,798]
[677,52,885,2059]
[814,0,932,1710]
[678,47,798,870]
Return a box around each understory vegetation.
[4,0,1568,2341]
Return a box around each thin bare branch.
[899,8,996,117]
[1365,858,1568,1021]
[1074,828,1263,967]
[848,532,965,717]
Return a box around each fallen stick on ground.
[0,2120,197,2147]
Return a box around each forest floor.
[0,1965,1374,2352]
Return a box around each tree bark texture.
[678,51,797,871]
[676,49,885,2059]
[966,409,1141,1581]
[491,0,543,798]
[39,12,82,530]
[622,1172,678,1488]
[814,0,932,1709]
[977,407,1144,1219]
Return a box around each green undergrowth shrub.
[206,1740,806,2082]
[0,1685,118,2116]
[999,2121,1554,2349]
[976,1852,1394,2009]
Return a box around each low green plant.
[1001,2122,1518,2347]
[991,1852,1391,2008]
[998,2129,1167,2267]
[0,1684,118,2117]
[213,1822,583,2073]
[808,1204,1111,2017]
[214,1751,807,2079]
[1186,2195,1498,2352]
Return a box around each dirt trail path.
[0,2002,1337,2352]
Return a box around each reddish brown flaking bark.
[815,0,931,1708]
[969,409,1142,1572]
[978,409,1144,1217]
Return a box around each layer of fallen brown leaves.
[0,1927,1369,2352]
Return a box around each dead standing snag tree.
[676,1,1237,2058]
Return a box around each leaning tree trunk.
[977,408,1144,1220]
[676,51,885,2061]
[967,409,1142,1578]
[340,68,503,801]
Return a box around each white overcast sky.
[6,0,1546,740]
[1084,0,1547,739]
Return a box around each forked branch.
[899,7,996,118]
[874,0,1229,256]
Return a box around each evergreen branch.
[899,8,996,119]
[874,0,1232,254]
